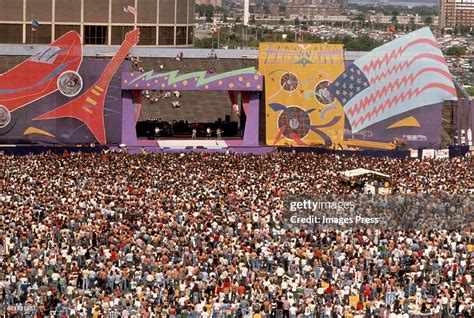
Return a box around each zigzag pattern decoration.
[346,67,453,117]
[361,38,440,74]
[351,83,457,128]
[369,53,446,84]
[122,67,263,91]
[261,43,344,65]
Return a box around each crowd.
[142,90,183,106]
[130,56,144,73]
[136,56,183,107]
[207,50,218,59]
[128,54,183,106]
[0,152,472,318]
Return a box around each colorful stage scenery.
[260,28,460,150]
[329,27,459,150]
[0,27,471,152]
[0,29,139,145]
[120,67,264,151]
[259,43,346,147]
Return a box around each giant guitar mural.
[0,29,140,145]
[34,29,140,145]
[0,31,83,129]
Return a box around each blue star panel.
[327,63,370,107]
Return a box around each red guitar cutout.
[34,28,140,144]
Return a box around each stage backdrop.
[0,59,125,145]
[260,28,458,150]
[259,43,346,147]
[327,27,458,150]
[0,29,139,145]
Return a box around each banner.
[422,149,435,159]
[435,149,449,159]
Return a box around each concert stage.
[0,28,472,151]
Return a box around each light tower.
[244,0,250,25]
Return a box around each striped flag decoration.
[327,27,457,133]
[122,3,137,14]
[31,19,40,31]
[212,22,220,36]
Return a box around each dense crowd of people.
[130,56,144,73]
[0,152,472,318]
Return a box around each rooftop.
[0,44,367,61]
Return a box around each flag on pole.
[122,3,137,14]
[297,25,308,42]
[31,19,40,32]
[327,27,457,133]
[387,26,396,33]
[212,22,220,36]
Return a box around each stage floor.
[132,138,274,153]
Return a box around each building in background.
[439,0,474,29]
[0,0,195,46]
[285,0,342,18]
[195,0,222,7]
[368,13,428,25]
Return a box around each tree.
[196,4,214,18]
[391,11,398,26]
[424,16,433,26]
[459,26,472,35]
[214,6,226,14]
[194,37,214,48]
[328,34,384,51]
[466,87,474,96]
[409,17,415,28]
[391,15,398,25]
[446,46,466,57]
[353,12,365,24]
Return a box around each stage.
[1,143,470,158]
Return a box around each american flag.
[212,22,220,36]
[122,3,137,14]
[327,27,457,133]
[31,19,40,31]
